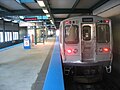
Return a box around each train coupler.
[105,65,111,73]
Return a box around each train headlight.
[66,49,72,54]
[104,20,109,23]
[99,47,110,52]
[65,48,78,54]
[97,20,109,23]
[99,48,103,52]
[73,49,78,54]
[103,47,109,52]
[65,20,71,24]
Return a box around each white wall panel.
[93,0,120,17]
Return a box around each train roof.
[60,15,110,23]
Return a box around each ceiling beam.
[0,4,12,13]
[43,0,55,23]
[54,22,60,29]
[0,8,92,16]
[90,0,110,11]
[20,3,32,12]
[0,9,44,16]
[67,0,81,18]
[51,8,92,14]
[54,18,66,22]
[17,0,32,13]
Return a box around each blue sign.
[23,36,31,49]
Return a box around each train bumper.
[63,60,111,67]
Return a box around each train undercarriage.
[63,65,111,83]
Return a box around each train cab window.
[97,24,110,43]
[65,25,79,44]
[82,26,91,41]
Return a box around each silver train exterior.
[59,15,113,73]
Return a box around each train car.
[59,15,113,82]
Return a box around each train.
[59,15,113,82]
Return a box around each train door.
[64,24,80,61]
[81,24,95,62]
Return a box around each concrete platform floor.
[0,37,55,90]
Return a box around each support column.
[34,24,37,45]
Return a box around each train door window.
[65,25,79,44]
[82,26,91,41]
[96,24,110,43]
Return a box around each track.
[64,73,120,90]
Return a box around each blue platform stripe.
[0,43,22,52]
[43,37,64,90]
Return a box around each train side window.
[96,24,110,43]
[65,25,79,44]
[82,26,91,41]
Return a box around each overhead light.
[4,18,11,21]
[42,8,48,13]
[46,14,50,18]
[19,16,24,19]
[50,20,54,24]
[12,20,19,23]
[37,1,45,7]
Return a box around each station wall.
[0,19,22,49]
[110,14,120,74]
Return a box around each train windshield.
[65,25,79,44]
[96,24,110,43]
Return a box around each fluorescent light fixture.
[4,18,11,21]
[19,16,24,19]
[46,14,50,17]
[12,20,19,23]
[37,1,45,7]
[42,8,48,13]
[50,20,54,24]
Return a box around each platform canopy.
[0,0,111,28]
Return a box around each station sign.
[24,17,37,21]
[82,18,93,22]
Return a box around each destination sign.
[82,18,93,22]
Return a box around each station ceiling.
[0,0,110,28]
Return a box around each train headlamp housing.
[103,47,109,52]
[65,20,71,24]
[65,48,78,54]
[104,20,109,23]
[73,49,78,54]
[99,47,110,52]
[66,48,72,54]
[97,20,109,23]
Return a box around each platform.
[43,37,64,90]
[0,37,55,90]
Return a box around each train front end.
[59,16,112,79]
